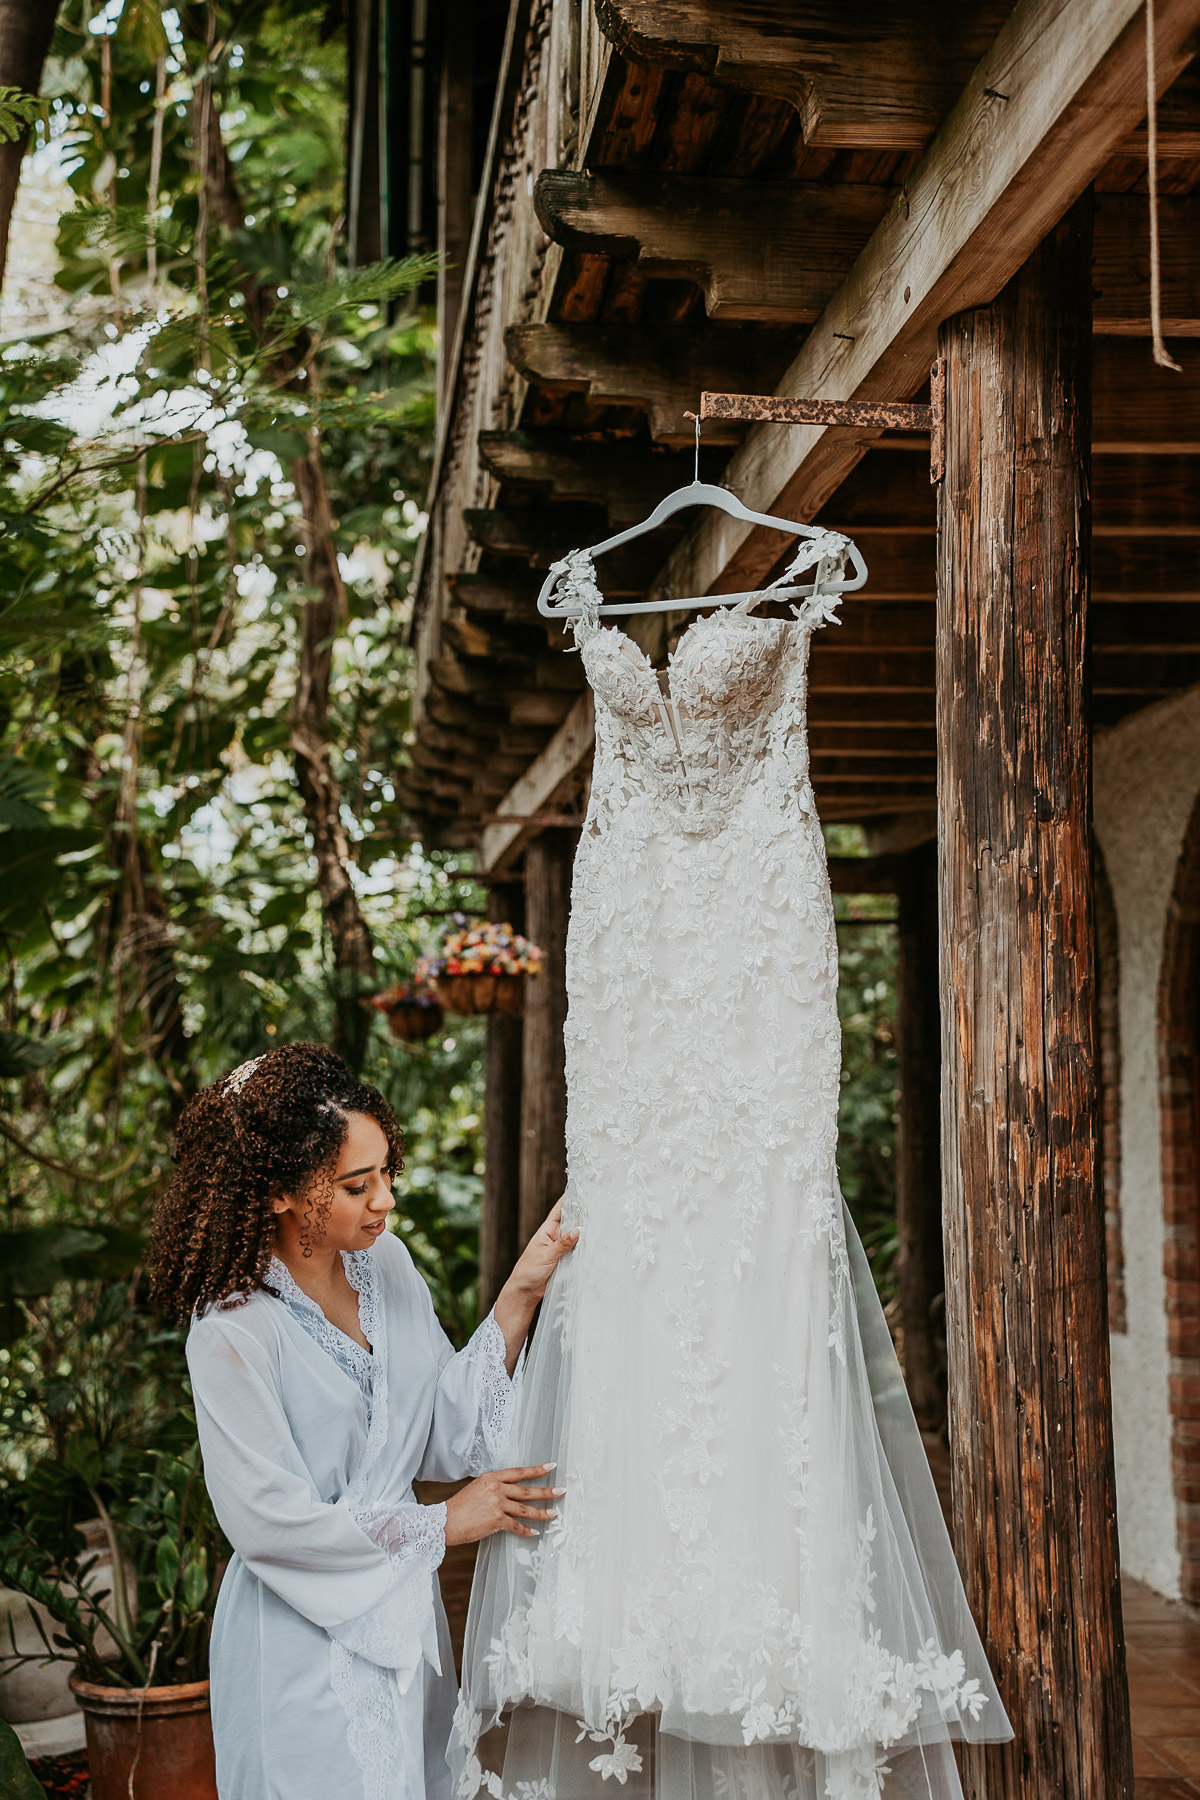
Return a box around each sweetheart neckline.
[586,603,795,707]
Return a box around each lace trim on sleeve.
[326,1502,446,1669]
[461,1311,518,1473]
[352,1499,447,1565]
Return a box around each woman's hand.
[442,1464,564,1547]
[509,1196,578,1304]
[492,1196,578,1373]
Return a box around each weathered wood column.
[893,840,945,1434]
[936,194,1132,1798]
[479,884,524,1317]
[518,829,574,1247]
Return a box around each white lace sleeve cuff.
[462,1310,519,1473]
[326,1501,446,1670]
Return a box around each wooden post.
[518,830,574,1247]
[893,840,945,1435]
[479,884,524,1317]
[937,193,1132,1798]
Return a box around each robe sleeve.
[412,1285,522,1482]
[187,1311,444,1680]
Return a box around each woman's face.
[272,1110,395,1255]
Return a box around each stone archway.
[1159,790,1200,1602]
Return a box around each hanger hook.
[683,409,701,484]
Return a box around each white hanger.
[537,414,868,620]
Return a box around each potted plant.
[416,915,543,1016]
[369,981,445,1042]
[0,1439,224,1800]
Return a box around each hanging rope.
[1147,0,1182,371]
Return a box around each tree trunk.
[519,831,573,1247]
[0,0,61,293]
[289,442,376,1074]
[893,839,945,1433]
[937,193,1132,1798]
[480,884,524,1316]
[189,51,377,1071]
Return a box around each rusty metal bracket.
[700,359,946,484]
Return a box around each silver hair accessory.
[223,1055,264,1096]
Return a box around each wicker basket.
[382,998,444,1042]
[433,973,527,1016]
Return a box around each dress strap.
[545,547,603,649]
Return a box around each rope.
[1147,0,1182,371]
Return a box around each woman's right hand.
[443,1463,564,1547]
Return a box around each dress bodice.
[550,550,842,838]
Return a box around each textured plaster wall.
[1095,686,1200,1598]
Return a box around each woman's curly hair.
[150,1041,404,1323]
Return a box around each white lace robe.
[187,1227,516,1800]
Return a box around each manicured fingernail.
[551,1487,566,1497]
[543,1462,556,1471]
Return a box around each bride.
[151,1040,576,1800]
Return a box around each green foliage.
[0,88,42,145]
[0,1716,43,1800]
[826,826,900,1304]
[0,0,484,1659]
[0,1436,225,1686]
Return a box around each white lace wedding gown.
[453,546,1013,1800]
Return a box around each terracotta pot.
[69,1676,216,1800]
[434,972,526,1016]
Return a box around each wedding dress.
[453,545,1013,1800]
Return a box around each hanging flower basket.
[416,918,543,1017]
[369,985,445,1042]
[432,972,527,1016]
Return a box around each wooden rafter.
[534,170,893,322]
[504,322,798,445]
[593,0,1012,146]
[643,0,1200,604]
[536,175,1200,335]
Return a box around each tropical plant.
[0,1435,224,1687]
[0,1715,43,1800]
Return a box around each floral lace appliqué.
[462,1309,519,1471]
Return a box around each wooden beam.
[1093,193,1200,336]
[477,429,699,522]
[518,830,574,1247]
[480,694,596,875]
[822,449,1200,533]
[1114,59,1200,154]
[509,692,578,729]
[937,199,1132,1799]
[448,573,538,622]
[594,0,1011,147]
[534,170,892,322]
[464,503,606,564]
[480,886,524,1316]
[1093,338,1200,450]
[464,507,681,593]
[535,175,1200,333]
[642,0,1200,605]
[505,322,798,446]
[893,841,946,1434]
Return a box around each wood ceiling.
[401,0,1200,857]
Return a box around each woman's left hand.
[509,1196,578,1304]
[492,1196,578,1373]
